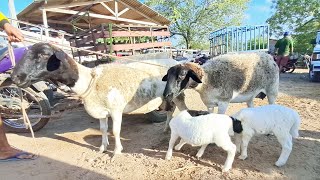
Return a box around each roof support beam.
[46,8,157,26]
[100,2,115,16]
[117,0,160,25]
[118,8,129,17]
[114,1,118,18]
[42,0,112,10]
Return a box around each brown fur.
[184,62,205,80]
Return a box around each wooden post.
[42,8,49,37]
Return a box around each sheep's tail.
[290,112,301,138]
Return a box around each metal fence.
[209,25,270,57]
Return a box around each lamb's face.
[11,43,79,88]
[162,64,202,102]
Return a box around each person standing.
[0,12,36,161]
[274,32,294,73]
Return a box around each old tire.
[2,87,51,133]
[309,70,319,82]
[288,64,296,73]
[147,110,167,123]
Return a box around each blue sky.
[1,0,273,25]
[243,0,274,25]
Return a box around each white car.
[309,44,320,82]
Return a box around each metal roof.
[17,0,170,33]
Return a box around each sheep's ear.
[47,51,64,71]
[187,70,202,83]
[162,74,168,81]
[54,51,66,61]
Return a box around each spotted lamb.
[232,104,301,167]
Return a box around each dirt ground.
[1,69,320,180]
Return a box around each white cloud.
[265,0,273,4]
[256,5,271,12]
[244,13,251,20]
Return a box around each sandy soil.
[1,69,320,180]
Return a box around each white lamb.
[165,110,237,172]
[232,104,301,167]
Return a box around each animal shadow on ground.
[0,156,112,180]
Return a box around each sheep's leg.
[246,98,254,107]
[215,136,236,172]
[267,96,276,104]
[174,138,186,151]
[217,102,229,114]
[207,107,214,113]
[238,134,252,160]
[196,144,208,159]
[165,132,179,160]
[174,93,188,111]
[266,88,278,104]
[99,117,109,153]
[110,111,123,156]
[275,133,293,167]
[234,133,242,153]
[164,108,176,132]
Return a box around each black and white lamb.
[165,110,239,172]
[162,52,279,114]
[232,104,301,167]
[10,43,187,157]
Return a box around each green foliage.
[267,0,320,54]
[247,37,268,50]
[145,0,249,49]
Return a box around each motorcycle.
[0,46,52,133]
[282,58,298,73]
[273,54,298,73]
[193,54,211,65]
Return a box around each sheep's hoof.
[195,153,203,159]
[174,145,181,151]
[238,155,247,160]
[222,166,231,173]
[275,161,286,167]
[165,154,172,160]
[110,155,117,163]
[113,147,123,155]
[99,145,107,153]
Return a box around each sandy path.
[1,69,319,180]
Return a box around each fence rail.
[209,25,270,57]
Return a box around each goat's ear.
[162,74,168,81]
[187,70,202,83]
[47,51,64,71]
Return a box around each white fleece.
[232,104,301,167]
[166,110,236,172]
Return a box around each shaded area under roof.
[17,0,171,34]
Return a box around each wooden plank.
[46,8,157,26]
[43,0,112,10]
[73,42,171,57]
[93,30,170,38]
[112,42,171,51]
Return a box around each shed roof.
[18,0,170,33]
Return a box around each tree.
[267,0,320,54]
[145,0,249,49]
